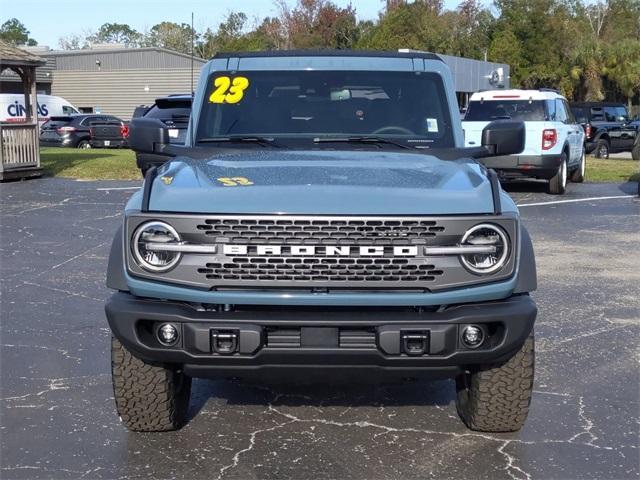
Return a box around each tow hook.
[401,332,429,356]
[211,330,239,355]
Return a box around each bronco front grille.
[197,257,444,283]
[196,218,446,245]
[126,214,518,292]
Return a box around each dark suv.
[570,102,638,158]
[132,94,192,174]
[40,114,124,149]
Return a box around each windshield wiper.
[313,136,414,150]
[198,135,280,147]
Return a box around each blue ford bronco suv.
[106,50,537,433]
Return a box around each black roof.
[570,101,626,108]
[211,49,442,62]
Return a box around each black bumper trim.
[105,293,537,378]
[481,154,562,180]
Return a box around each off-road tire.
[594,139,610,159]
[111,336,191,432]
[570,150,586,183]
[455,334,534,432]
[548,155,567,195]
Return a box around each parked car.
[0,93,79,126]
[40,114,124,149]
[569,102,638,158]
[132,94,192,175]
[463,89,585,194]
[89,120,129,148]
[109,50,538,434]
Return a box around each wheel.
[111,336,191,432]
[76,139,91,149]
[570,149,586,183]
[632,142,640,161]
[456,333,534,432]
[594,139,609,159]
[548,155,568,194]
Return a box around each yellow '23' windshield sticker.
[209,76,250,104]
[217,177,254,187]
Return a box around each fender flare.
[514,225,537,293]
[106,225,129,292]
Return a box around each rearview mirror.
[128,117,170,154]
[481,120,525,156]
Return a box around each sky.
[0,0,465,49]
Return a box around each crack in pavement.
[1,343,83,363]
[209,387,626,480]
[21,281,104,302]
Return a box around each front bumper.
[480,154,562,180]
[105,292,536,380]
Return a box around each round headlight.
[132,221,182,272]
[460,223,509,275]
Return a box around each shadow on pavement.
[187,377,456,421]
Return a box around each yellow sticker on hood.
[217,177,254,187]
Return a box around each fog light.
[157,323,179,346]
[462,325,484,348]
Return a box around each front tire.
[570,150,586,183]
[111,337,191,432]
[548,155,567,194]
[456,334,534,432]
[76,139,91,149]
[632,142,640,161]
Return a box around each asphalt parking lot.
[1,178,638,480]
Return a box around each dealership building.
[1,45,508,119]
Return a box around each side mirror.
[128,117,170,154]
[481,120,525,156]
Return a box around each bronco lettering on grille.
[222,245,419,257]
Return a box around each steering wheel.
[371,126,415,135]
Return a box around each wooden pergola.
[0,40,46,181]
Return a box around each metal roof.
[43,47,206,71]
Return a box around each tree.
[0,18,37,46]
[197,12,277,58]
[58,33,89,50]
[143,22,195,54]
[357,1,451,52]
[604,39,640,108]
[277,0,360,49]
[88,23,141,46]
[447,0,494,59]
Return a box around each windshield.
[465,100,546,121]
[196,70,454,148]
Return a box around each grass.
[586,157,640,183]
[40,147,140,180]
[40,146,640,184]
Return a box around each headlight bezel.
[459,223,510,275]
[131,220,182,273]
